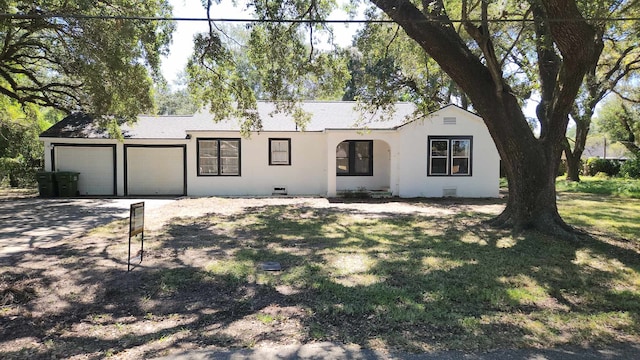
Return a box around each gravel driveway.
[0,195,505,259]
[0,197,175,258]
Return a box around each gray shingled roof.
[38,113,108,139]
[40,101,417,139]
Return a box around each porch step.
[368,190,393,199]
[337,189,393,199]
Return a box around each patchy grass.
[3,197,640,358]
[147,203,640,352]
[558,193,640,239]
[556,176,640,198]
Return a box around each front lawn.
[1,195,639,359]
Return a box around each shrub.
[585,157,620,177]
[0,156,38,187]
[620,157,640,179]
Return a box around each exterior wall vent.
[443,187,457,197]
[443,117,457,125]
[272,186,288,195]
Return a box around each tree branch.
[531,3,559,138]
[499,7,532,68]
[540,0,603,129]
[461,0,505,96]
[612,89,640,104]
[384,25,401,58]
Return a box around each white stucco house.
[39,101,500,198]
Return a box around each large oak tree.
[0,0,174,122]
[367,0,603,237]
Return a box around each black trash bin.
[55,171,80,197]
[36,171,58,197]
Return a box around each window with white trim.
[428,136,472,176]
[198,138,240,176]
[269,138,291,165]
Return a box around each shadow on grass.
[558,193,640,239]
[2,202,640,359]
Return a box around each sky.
[161,0,236,85]
[161,0,357,86]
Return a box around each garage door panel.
[126,147,185,196]
[55,146,115,195]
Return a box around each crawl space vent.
[443,117,457,125]
[443,188,457,197]
[272,186,288,195]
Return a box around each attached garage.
[53,144,116,196]
[125,145,186,196]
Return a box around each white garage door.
[126,146,185,196]
[54,146,116,196]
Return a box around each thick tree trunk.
[564,115,591,182]
[371,0,601,239]
[479,98,573,236]
[564,119,589,182]
[489,138,572,236]
[565,153,581,181]
[623,143,640,156]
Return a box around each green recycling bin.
[55,171,80,197]
[36,171,58,197]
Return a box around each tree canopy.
[186,1,347,131]
[596,92,640,156]
[154,77,199,116]
[0,97,60,186]
[0,0,174,122]
[343,10,466,114]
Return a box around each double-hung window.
[336,140,373,176]
[198,138,240,176]
[428,136,472,176]
[269,138,291,165]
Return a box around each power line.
[1,13,639,24]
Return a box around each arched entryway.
[333,139,392,195]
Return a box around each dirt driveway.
[0,196,175,258]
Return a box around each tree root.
[484,208,582,242]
